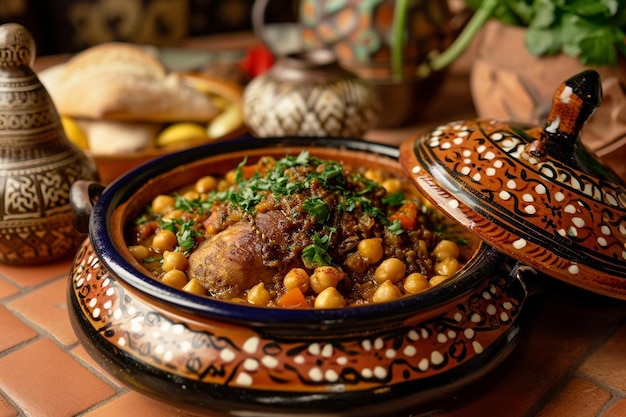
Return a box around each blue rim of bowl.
[89,135,503,327]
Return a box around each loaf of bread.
[41,42,218,122]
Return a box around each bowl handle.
[509,261,544,297]
[70,180,106,234]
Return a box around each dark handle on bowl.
[70,180,106,235]
[510,261,543,297]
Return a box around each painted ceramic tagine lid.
[400,70,626,300]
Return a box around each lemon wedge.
[156,122,208,147]
[61,116,89,150]
[207,104,244,139]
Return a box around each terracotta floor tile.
[83,391,214,417]
[602,398,626,417]
[7,277,76,346]
[70,344,124,388]
[0,257,73,289]
[0,278,18,300]
[0,395,18,417]
[0,306,38,352]
[0,338,116,417]
[534,377,611,417]
[580,322,626,392]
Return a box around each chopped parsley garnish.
[382,191,406,206]
[302,229,334,268]
[303,197,331,224]
[158,218,202,254]
[387,219,404,235]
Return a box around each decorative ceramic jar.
[0,23,97,264]
[243,49,380,138]
[67,70,626,416]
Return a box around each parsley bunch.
[418,0,626,76]
[465,0,626,67]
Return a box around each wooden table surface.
[1,32,625,417]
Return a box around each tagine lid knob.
[400,70,626,299]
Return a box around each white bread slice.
[44,43,218,122]
[77,119,161,155]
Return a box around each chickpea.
[310,266,345,294]
[152,229,178,252]
[372,280,403,303]
[247,282,272,305]
[128,245,150,261]
[284,268,310,293]
[364,168,383,184]
[152,230,178,252]
[403,272,430,294]
[182,190,200,201]
[162,209,185,221]
[151,195,176,215]
[433,239,460,262]
[182,278,207,295]
[162,270,188,289]
[225,170,238,185]
[429,275,450,287]
[374,258,406,284]
[357,238,383,264]
[435,257,461,277]
[382,178,403,194]
[257,156,276,168]
[195,176,218,193]
[314,287,346,308]
[162,251,188,272]
[217,179,230,191]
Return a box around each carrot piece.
[277,287,309,308]
[240,165,258,179]
[390,201,418,230]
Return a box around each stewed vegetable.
[127,151,471,308]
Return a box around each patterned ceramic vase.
[0,23,97,264]
[243,48,380,138]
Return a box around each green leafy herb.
[382,191,406,206]
[302,230,334,268]
[142,256,163,264]
[135,214,151,225]
[174,193,212,213]
[303,197,331,224]
[388,219,404,235]
[158,218,202,254]
[176,219,202,253]
[463,0,626,67]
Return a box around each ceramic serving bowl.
[68,136,530,416]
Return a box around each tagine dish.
[68,138,527,416]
